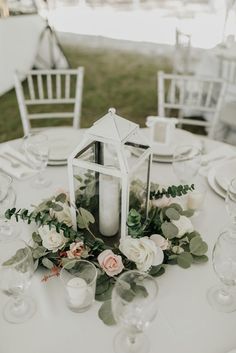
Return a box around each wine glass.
[112,270,158,353]
[23,133,51,188]
[0,239,36,323]
[0,172,19,241]
[225,177,236,226]
[207,228,236,313]
[172,145,202,184]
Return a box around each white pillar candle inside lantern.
[66,277,87,307]
[99,174,120,236]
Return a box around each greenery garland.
[5,181,208,325]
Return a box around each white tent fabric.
[0,14,68,96]
[0,14,44,95]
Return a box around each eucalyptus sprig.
[150,184,195,200]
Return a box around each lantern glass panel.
[129,154,151,215]
[73,165,122,241]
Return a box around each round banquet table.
[0,134,236,353]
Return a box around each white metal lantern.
[68,108,152,242]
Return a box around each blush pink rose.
[66,241,85,259]
[98,250,124,277]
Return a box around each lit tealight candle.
[187,191,204,211]
[67,277,87,307]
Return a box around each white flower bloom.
[119,236,164,272]
[50,202,73,227]
[171,216,194,238]
[38,226,67,252]
[150,234,169,250]
[151,196,173,208]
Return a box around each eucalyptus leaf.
[96,284,113,301]
[32,246,47,259]
[42,258,54,269]
[55,193,67,203]
[190,237,208,256]
[51,203,63,212]
[32,232,42,244]
[3,248,29,267]
[181,209,195,217]
[161,222,178,239]
[98,300,116,326]
[177,252,193,269]
[192,255,208,263]
[96,280,110,295]
[149,264,165,277]
[165,208,180,221]
[77,207,95,229]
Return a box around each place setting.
[139,116,202,163]
[205,147,236,198]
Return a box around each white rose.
[171,216,194,238]
[50,202,73,227]
[38,225,67,252]
[150,234,169,250]
[119,236,164,272]
[151,196,173,208]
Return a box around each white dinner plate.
[43,127,85,162]
[141,128,201,156]
[208,166,226,198]
[214,159,236,191]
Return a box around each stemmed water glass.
[23,133,51,188]
[112,270,158,353]
[0,239,36,323]
[172,145,202,184]
[0,172,19,241]
[207,228,236,313]
[225,177,236,226]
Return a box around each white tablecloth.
[0,14,45,95]
[0,136,236,353]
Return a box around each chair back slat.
[218,55,236,84]
[205,82,214,107]
[157,70,225,138]
[14,67,84,134]
[47,74,53,99]
[65,74,70,99]
[56,74,61,99]
[37,74,44,100]
[27,75,35,100]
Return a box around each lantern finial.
[108,107,116,114]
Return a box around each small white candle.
[99,174,120,237]
[187,191,204,210]
[67,277,87,307]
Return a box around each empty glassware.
[207,227,236,313]
[0,172,19,241]
[23,133,51,188]
[112,270,158,353]
[0,239,36,323]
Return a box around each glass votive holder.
[60,260,97,313]
[186,182,207,214]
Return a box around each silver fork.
[0,155,20,168]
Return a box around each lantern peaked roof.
[86,108,139,143]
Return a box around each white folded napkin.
[0,145,36,180]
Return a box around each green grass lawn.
[0,43,172,143]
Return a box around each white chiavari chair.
[14,67,84,135]
[157,71,226,139]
